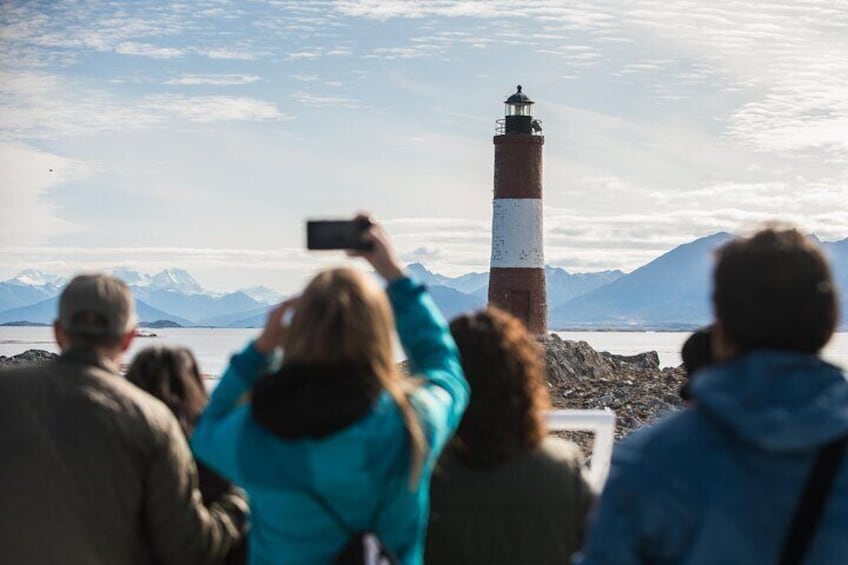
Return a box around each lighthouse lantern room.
[504,84,535,134]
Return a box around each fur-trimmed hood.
[251,362,382,440]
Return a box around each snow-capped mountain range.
[1,233,846,329]
[0,268,284,327]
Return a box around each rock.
[0,349,59,368]
[540,334,620,383]
[601,350,660,371]
[538,334,687,453]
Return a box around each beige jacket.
[0,348,247,565]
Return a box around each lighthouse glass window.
[506,103,532,117]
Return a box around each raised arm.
[191,300,294,482]
[350,217,469,453]
[388,277,468,452]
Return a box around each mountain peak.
[239,286,284,305]
[8,270,67,288]
[406,262,433,275]
[149,268,204,294]
[112,268,152,286]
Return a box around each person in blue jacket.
[577,225,848,565]
[191,218,468,565]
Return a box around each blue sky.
[1,0,846,293]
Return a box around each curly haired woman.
[425,308,593,564]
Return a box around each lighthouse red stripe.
[487,267,548,334]
[493,135,544,199]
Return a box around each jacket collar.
[251,362,381,441]
[59,346,121,375]
[693,350,848,451]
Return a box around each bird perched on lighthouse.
[488,85,547,334]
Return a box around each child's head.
[126,345,207,435]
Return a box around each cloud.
[0,72,164,139]
[0,143,91,245]
[402,246,443,262]
[335,0,848,161]
[196,47,265,60]
[115,42,183,59]
[142,95,288,122]
[287,50,322,60]
[291,90,361,109]
[0,71,287,139]
[163,74,262,86]
[366,45,445,59]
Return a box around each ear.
[711,319,738,362]
[54,321,69,352]
[121,327,137,353]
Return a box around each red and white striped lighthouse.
[488,85,547,334]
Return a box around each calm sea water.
[2,327,847,377]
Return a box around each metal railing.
[494,118,544,135]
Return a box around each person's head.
[679,326,714,401]
[126,346,207,436]
[448,307,550,469]
[284,267,395,372]
[712,225,839,359]
[281,267,427,482]
[54,273,137,361]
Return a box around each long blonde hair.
[284,267,427,486]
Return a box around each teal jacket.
[577,351,848,564]
[192,277,468,565]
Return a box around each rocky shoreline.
[540,334,686,454]
[2,338,688,451]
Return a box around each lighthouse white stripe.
[490,198,544,268]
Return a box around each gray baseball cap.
[58,273,137,337]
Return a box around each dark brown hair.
[448,308,550,469]
[713,226,839,354]
[126,345,208,436]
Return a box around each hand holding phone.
[346,215,405,282]
[306,218,373,251]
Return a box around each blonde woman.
[191,219,468,565]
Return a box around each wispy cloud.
[115,42,183,59]
[0,72,287,139]
[291,90,361,109]
[142,95,288,122]
[163,74,261,86]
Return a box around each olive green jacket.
[0,348,247,565]
[426,437,593,564]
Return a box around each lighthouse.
[488,85,547,334]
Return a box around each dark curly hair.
[126,345,208,436]
[448,308,550,469]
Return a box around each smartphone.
[306,218,373,250]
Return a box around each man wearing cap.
[0,273,247,564]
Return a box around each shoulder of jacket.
[77,363,184,443]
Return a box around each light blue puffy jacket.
[578,350,848,565]
[192,277,468,565]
